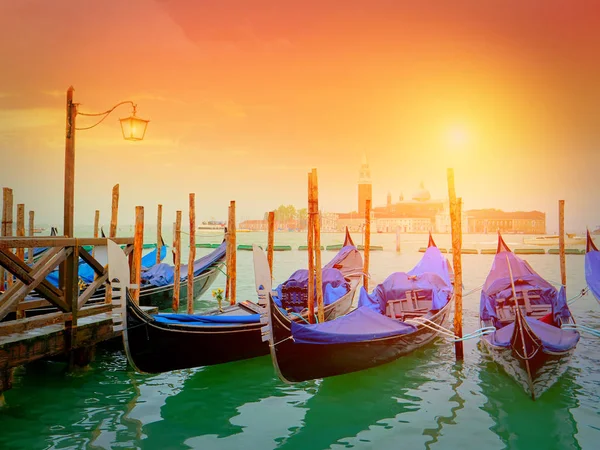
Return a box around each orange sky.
[1,0,599,232]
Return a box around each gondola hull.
[123,284,356,373]
[481,332,575,400]
[268,295,452,383]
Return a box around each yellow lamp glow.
[119,109,149,141]
[446,125,469,150]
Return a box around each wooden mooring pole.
[110,184,119,238]
[156,204,163,265]
[229,200,237,305]
[92,210,99,258]
[267,211,275,279]
[173,211,182,311]
[225,204,231,302]
[559,200,566,287]
[187,194,196,314]
[312,169,324,323]
[1,188,14,289]
[131,206,144,305]
[27,210,34,264]
[16,204,25,261]
[447,168,464,360]
[307,172,315,322]
[396,226,401,253]
[363,198,371,292]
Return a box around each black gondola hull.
[268,295,452,383]
[123,284,356,373]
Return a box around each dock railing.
[0,236,135,337]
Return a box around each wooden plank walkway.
[0,306,157,387]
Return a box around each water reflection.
[479,354,583,450]
[139,356,314,449]
[277,342,448,450]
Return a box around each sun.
[446,125,469,150]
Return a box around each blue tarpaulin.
[272,268,350,310]
[291,306,417,344]
[358,246,452,313]
[484,316,580,352]
[45,245,167,287]
[585,248,600,306]
[154,313,260,326]
[479,250,570,324]
[141,241,226,287]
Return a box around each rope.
[289,312,310,324]
[270,335,294,347]
[562,323,600,338]
[567,288,589,305]
[463,285,483,297]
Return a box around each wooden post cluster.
[156,204,163,266]
[447,168,464,361]
[173,211,182,311]
[227,200,237,305]
[363,199,371,292]
[131,206,144,304]
[27,210,34,264]
[267,211,275,279]
[559,200,566,288]
[187,194,196,314]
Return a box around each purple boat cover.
[479,250,570,324]
[585,249,600,306]
[484,316,580,353]
[141,241,226,287]
[357,246,452,313]
[154,313,260,326]
[324,245,363,278]
[291,306,417,344]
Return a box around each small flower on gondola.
[212,288,224,311]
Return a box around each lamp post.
[63,86,149,237]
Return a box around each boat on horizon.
[522,234,585,246]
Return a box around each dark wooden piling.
[27,211,34,265]
[267,211,275,279]
[92,210,99,258]
[363,199,371,292]
[229,200,237,305]
[131,206,144,304]
[156,204,162,266]
[559,200,566,287]
[396,226,401,253]
[173,211,182,311]
[187,194,196,314]
[312,169,324,322]
[447,168,464,360]
[307,172,315,322]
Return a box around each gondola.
[585,230,600,305]
[108,229,362,374]
[262,234,454,383]
[479,233,580,400]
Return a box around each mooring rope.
[562,323,600,338]
[463,285,483,297]
[270,335,294,347]
[567,288,589,305]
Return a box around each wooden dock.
[0,235,149,401]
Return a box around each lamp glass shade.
[119,115,149,141]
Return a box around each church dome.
[412,182,431,202]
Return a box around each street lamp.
[63,86,149,237]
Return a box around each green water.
[1,232,599,449]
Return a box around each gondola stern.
[497,231,512,254]
[344,227,355,248]
[587,229,598,253]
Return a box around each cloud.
[0,107,63,132]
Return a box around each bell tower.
[358,155,372,216]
